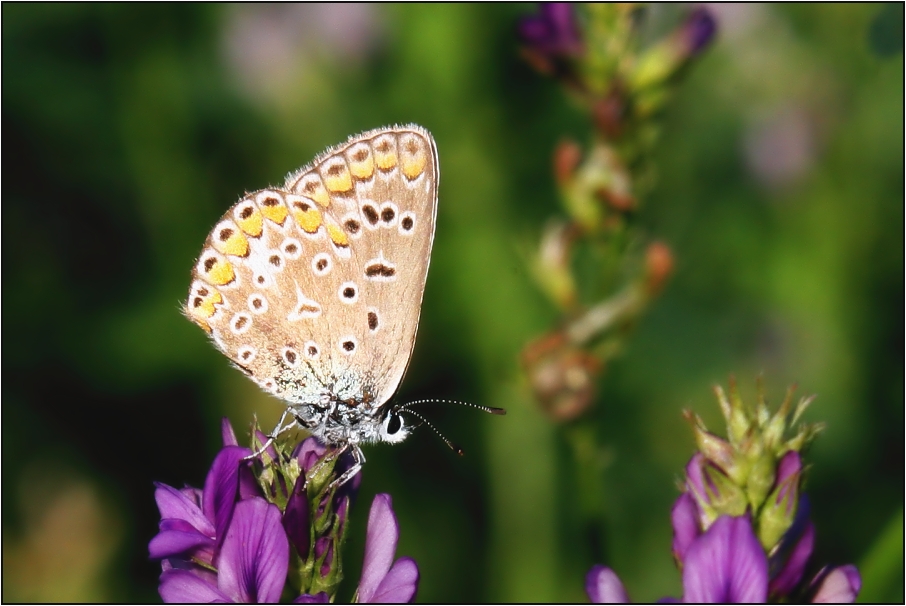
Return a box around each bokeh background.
[3,3,902,603]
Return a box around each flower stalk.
[518,3,715,422]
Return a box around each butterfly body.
[186,125,438,451]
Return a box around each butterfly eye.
[386,413,402,435]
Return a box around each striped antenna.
[396,399,506,456]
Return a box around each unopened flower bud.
[759,451,801,548]
[644,241,673,296]
[554,139,583,186]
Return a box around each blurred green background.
[3,3,902,603]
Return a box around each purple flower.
[292,435,362,500]
[675,453,746,553]
[287,436,360,583]
[282,473,312,560]
[768,493,813,597]
[356,494,419,603]
[671,492,701,565]
[159,497,289,603]
[588,515,768,603]
[517,3,583,78]
[591,384,858,603]
[681,515,768,602]
[153,421,418,603]
[518,3,582,57]
[149,443,257,567]
[151,419,291,603]
[589,514,860,603]
[676,448,851,602]
[670,450,857,602]
[585,565,629,603]
[772,451,803,516]
[293,436,328,472]
[810,565,861,603]
[677,7,717,56]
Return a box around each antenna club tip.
[491,407,507,415]
[455,447,465,456]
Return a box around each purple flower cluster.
[149,419,418,603]
[587,512,860,603]
[584,380,861,604]
[517,4,716,94]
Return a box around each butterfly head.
[377,407,411,444]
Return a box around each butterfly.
[185,125,444,479]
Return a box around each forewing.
[185,125,438,408]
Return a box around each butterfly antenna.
[401,408,465,456]
[401,398,507,416]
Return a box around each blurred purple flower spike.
[518,3,582,57]
[518,2,584,79]
[679,7,717,56]
[356,494,419,603]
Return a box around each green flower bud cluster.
[684,378,824,552]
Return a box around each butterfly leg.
[328,444,365,490]
[245,408,296,460]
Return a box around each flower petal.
[181,486,204,508]
[678,7,717,56]
[684,454,716,525]
[149,520,214,559]
[222,417,238,447]
[682,515,768,603]
[253,429,279,462]
[154,483,215,537]
[237,463,262,501]
[367,556,419,603]
[775,451,801,489]
[159,569,230,603]
[357,494,400,603]
[769,521,814,596]
[218,497,290,603]
[203,446,252,547]
[283,475,311,559]
[295,593,330,604]
[774,451,802,515]
[293,436,328,472]
[671,494,701,565]
[585,565,630,603]
[811,565,861,603]
[336,496,350,538]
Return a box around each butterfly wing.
[185,125,438,410]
